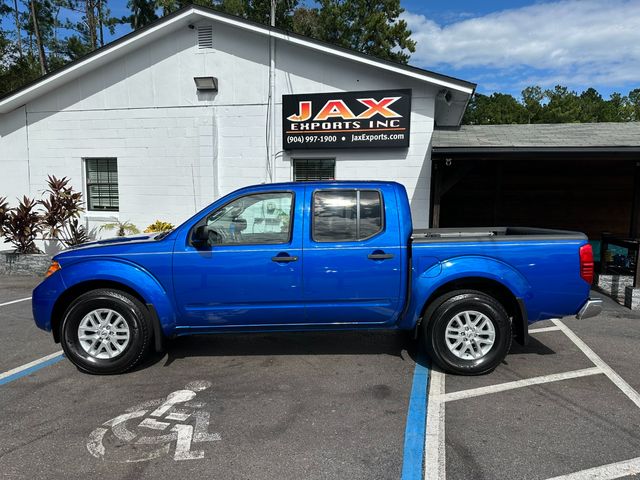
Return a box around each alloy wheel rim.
[77,308,130,359]
[444,310,496,360]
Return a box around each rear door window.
[359,190,383,239]
[312,189,383,242]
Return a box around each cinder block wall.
[1,19,437,250]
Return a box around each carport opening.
[430,156,639,271]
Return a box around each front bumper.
[576,298,603,320]
[32,271,66,332]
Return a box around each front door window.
[203,192,293,246]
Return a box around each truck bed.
[412,226,587,243]
[409,226,591,323]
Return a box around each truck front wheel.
[423,290,512,375]
[60,289,153,374]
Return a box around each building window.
[312,189,383,242]
[293,159,335,181]
[85,158,119,211]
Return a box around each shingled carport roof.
[432,122,640,153]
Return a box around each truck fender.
[401,255,532,330]
[57,258,177,339]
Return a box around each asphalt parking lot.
[437,296,640,480]
[2,276,640,480]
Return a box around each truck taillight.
[579,244,594,285]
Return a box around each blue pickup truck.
[32,181,601,375]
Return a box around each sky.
[401,0,640,98]
[3,0,638,100]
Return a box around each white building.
[0,5,474,243]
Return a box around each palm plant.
[100,218,140,237]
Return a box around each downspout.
[212,105,219,199]
[268,0,276,183]
[24,107,32,195]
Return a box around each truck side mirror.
[191,225,209,246]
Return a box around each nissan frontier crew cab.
[32,181,602,375]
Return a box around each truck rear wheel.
[60,289,153,375]
[423,290,512,375]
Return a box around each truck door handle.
[368,252,394,260]
[272,254,298,263]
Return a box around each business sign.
[282,89,411,149]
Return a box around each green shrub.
[144,220,174,233]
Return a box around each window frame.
[311,188,385,243]
[84,157,119,212]
[293,158,336,182]
[189,190,296,247]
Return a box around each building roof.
[0,5,475,119]
[432,122,640,153]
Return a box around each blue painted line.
[401,352,430,480]
[0,354,65,386]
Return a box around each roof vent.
[197,25,213,50]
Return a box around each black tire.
[60,289,153,374]
[422,290,512,376]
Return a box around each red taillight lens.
[579,244,594,285]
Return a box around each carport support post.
[630,162,640,288]
[620,161,640,304]
[431,161,442,228]
[630,161,640,240]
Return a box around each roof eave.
[432,146,640,154]
[190,6,475,95]
[0,5,475,114]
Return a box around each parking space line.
[529,326,562,333]
[545,456,640,480]
[424,369,446,480]
[426,319,640,480]
[0,351,64,386]
[0,296,31,307]
[401,354,430,480]
[551,319,640,409]
[441,367,603,403]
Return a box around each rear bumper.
[576,298,603,320]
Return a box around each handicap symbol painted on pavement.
[87,380,221,463]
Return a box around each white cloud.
[404,0,640,90]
